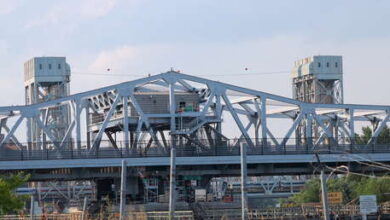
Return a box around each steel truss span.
[0,71,389,162]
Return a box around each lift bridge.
[0,71,390,181]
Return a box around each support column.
[123,96,130,155]
[215,95,222,146]
[306,114,313,149]
[261,98,267,147]
[120,160,127,220]
[349,109,355,145]
[241,144,248,220]
[86,105,91,150]
[75,102,82,154]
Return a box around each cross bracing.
[0,71,390,159]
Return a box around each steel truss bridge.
[0,71,390,179]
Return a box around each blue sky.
[1,0,390,106]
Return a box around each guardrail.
[1,138,390,161]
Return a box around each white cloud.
[80,0,117,18]
[0,0,21,15]
[88,45,135,72]
[25,0,118,29]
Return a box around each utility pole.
[168,82,176,220]
[320,170,330,220]
[30,195,34,220]
[316,154,330,220]
[120,160,127,220]
[240,144,248,220]
[168,146,176,220]
[81,197,88,220]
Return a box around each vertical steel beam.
[216,94,222,119]
[85,105,91,149]
[75,101,82,153]
[123,96,129,155]
[306,114,313,148]
[215,95,222,145]
[261,98,267,147]
[42,109,49,151]
[120,160,127,220]
[0,118,4,134]
[349,109,355,144]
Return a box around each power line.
[334,148,390,170]
[325,165,390,179]
[317,148,390,172]
[71,70,290,78]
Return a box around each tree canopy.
[287,125,390,205]
[355,125,390,144]
[0,172,30,215]
[287,175,390,205]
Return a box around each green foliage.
[287,174,390,205]
[355,125,390,144]
[0,172,30,215]
[286,125,390,206]
[378,125,390,144]
[353,177,390,202]
[289,178,321,203]
[327,176,354,203]
[355,126,372,144]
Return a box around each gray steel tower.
[291,56,344,144]
[24,57,71,151]
[291,56,343,104]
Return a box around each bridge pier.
[96,176,139,203]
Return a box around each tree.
[286,126,390,205]
[353,177,390,202]
[289,178,321,203]
[327,176,354,203]
[355,125,390,144]
[0,172,30,215]
[377,125,390,144]
[355,126,372,144]
[286,174,390,205]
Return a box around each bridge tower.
[291,55,343,104]
[24,57,71,150]
[291,55,343,144]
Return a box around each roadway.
[1,152,390,170]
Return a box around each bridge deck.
[1,144,390,170]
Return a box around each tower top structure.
[24,57,70,87]
[291,55,343,104]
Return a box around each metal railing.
[1,138,390,161]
